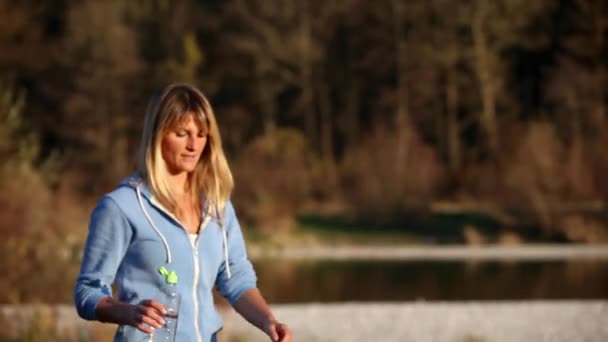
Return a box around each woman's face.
[161,114,208,175]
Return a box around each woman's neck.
[166,172,201,231]
[166,172,189,197]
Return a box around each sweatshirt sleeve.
[215,200,257,305]
[73,196,132,320]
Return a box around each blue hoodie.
[74,175,257,342]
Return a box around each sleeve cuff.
[78,292,110,321]
[228,283,257,305]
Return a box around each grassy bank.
[246,211,570,248]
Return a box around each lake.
[253,259,608,302]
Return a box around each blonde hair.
[137,83,233,216]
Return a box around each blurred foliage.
[341,125,445,218]
[0,78,86,304]
[233,128,320,232]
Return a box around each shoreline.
[248,244,608,261]
[220,301,608,342]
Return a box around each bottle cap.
[158,266,178,284]
[166,271,178,284]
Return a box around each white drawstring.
[217,204,232,279]
[135,181,231,278]
[221,226,231,279]
[136,184,173,264]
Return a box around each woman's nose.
[186,138,195,150]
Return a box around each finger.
[137,306,166,327]
[139,299,153,306]
[268,324,279,342]
[277,324,292,342]
[140,314,165,329]
[149,300,168,315]
[136,322,156,335]
[141,299,167,315]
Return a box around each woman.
[74,83,291,342]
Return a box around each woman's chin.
[167,165,197,175]
[183,165,198,173]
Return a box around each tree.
[468,0,549,158]
[59,0,142,192]
[222,0,303,136]
[414,0,472,173]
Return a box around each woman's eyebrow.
[174,126,207,133]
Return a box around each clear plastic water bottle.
[155,267,181,342]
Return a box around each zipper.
[191,238,203,342]
[149,196,210,342]
[192,214,211,342]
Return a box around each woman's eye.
[176,131,187,137]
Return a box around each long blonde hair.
[137,83,233,216]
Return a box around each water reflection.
[254,259,608,303]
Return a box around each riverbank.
[248,243,608,261]
[2,301,606,341]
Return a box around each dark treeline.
[1,0,608,245]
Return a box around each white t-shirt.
[188,234,198,248]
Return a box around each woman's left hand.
[265,320,292,342]
[233,289,292,341]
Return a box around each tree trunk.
[472,0,499,156]
[342,80,360,151]
[317,79,337,188]
[299,1,316,148]
[592,69,606,137]
[257,68,276,136]
[391,0,411,175]
[446,69,461,172]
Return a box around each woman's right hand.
[126,299,167,334]
[96,297,167,334]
